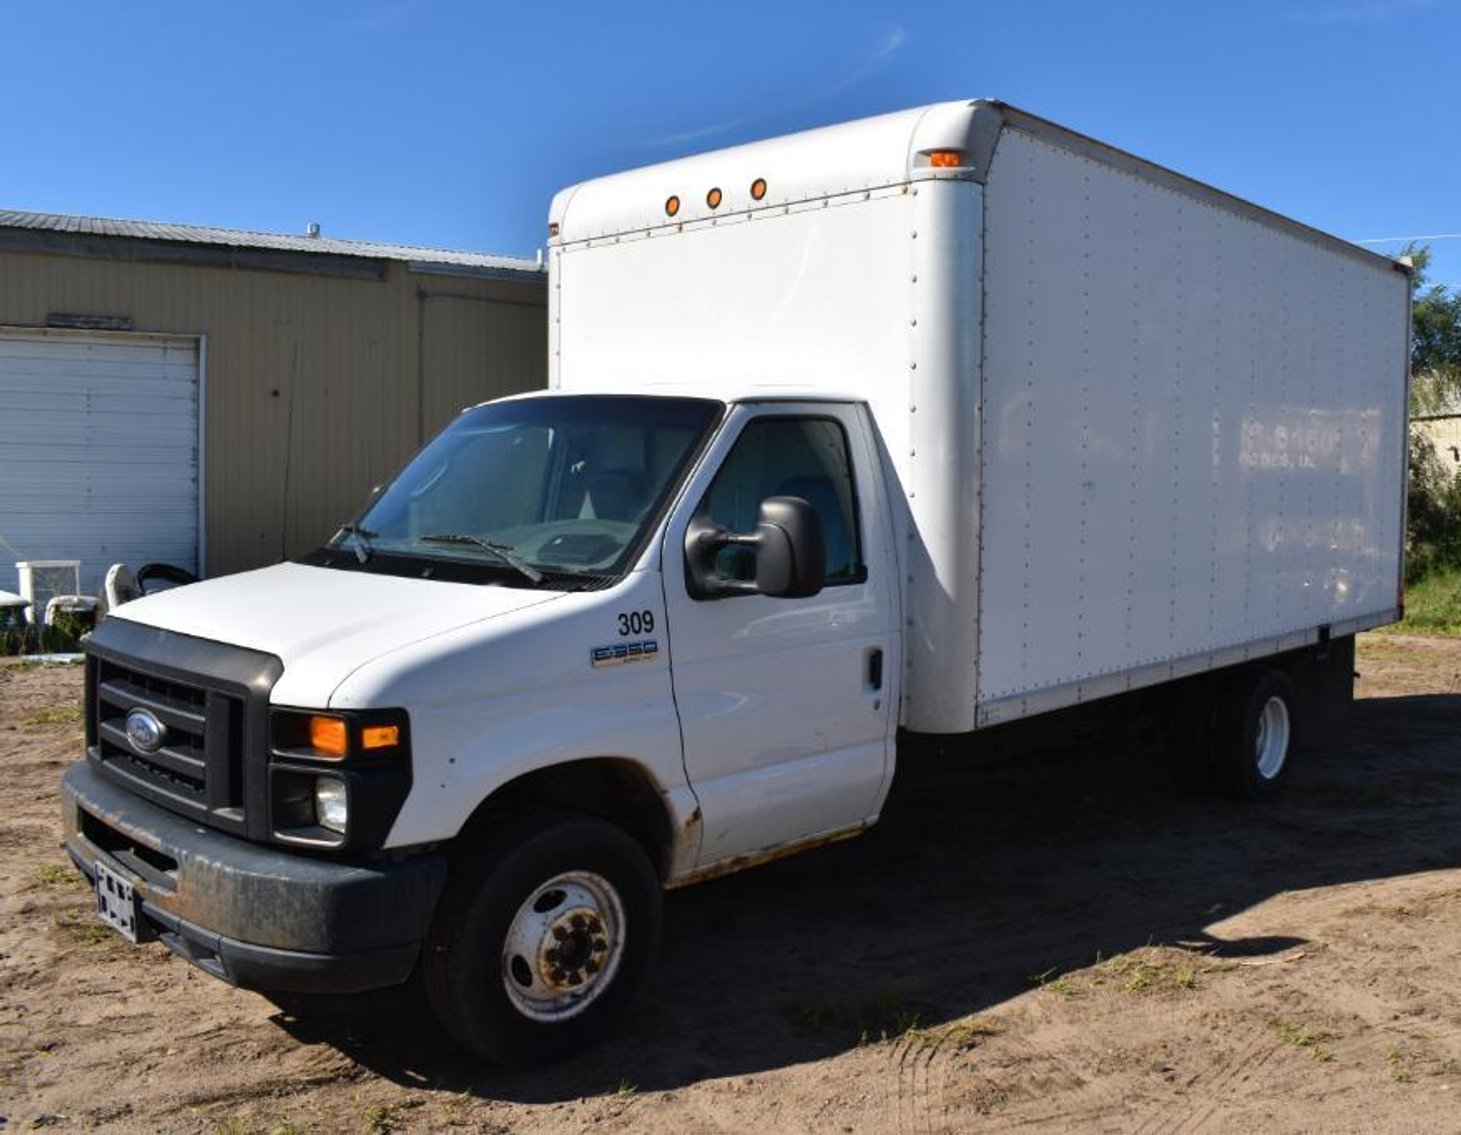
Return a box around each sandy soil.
[5,634,1461,1133]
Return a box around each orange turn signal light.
[309,715,349,758]
[928,150,964,168]
[362,724,401,751]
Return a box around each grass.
[358,1102,404,1134]
[1269,1018,1334,1062]
[0,623,85,657]
[353,1095,423,1134]
[1028,965,1082,999]
[1387,1044,1415,1084]
[784,990,923,1046]
[51,906,120,947]
[31,863,84,890]
[907,1017,999,1051]
[1102,951,1200,996]
[23,702,82,726]
[1028,948,1206,1002]
[1381,565,1461,635]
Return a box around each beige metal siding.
[1415,417,1461,468]
[0,250,545,576]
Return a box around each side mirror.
[685,495,826,600]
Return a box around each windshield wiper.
[419,533,544,585]
[335,523,378,564]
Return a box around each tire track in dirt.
[884,1029,949,1134]
[1127,1024,1286,1135]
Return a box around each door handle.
[867,647,883,691]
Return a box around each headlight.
[315,778,349,833]
[268,707,411,851]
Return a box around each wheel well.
[458,759,675,880]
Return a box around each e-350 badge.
[591,640,659,668]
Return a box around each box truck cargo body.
[550,100,1408,733]
[62,101,1409,1065]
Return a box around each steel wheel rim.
[1253,695,1291,781]
[501,870,626,1022]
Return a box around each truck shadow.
[265,692,1461,1102]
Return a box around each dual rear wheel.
[1180,666,1299,800]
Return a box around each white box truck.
[62,100,1410,1065]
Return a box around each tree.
[1405,244,1461,415]
[1403,244,1461,578]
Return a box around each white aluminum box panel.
[975,129,1407,723]
[554,188,918,470]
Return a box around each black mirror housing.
[752,496,826,598]
[684,495,826,600]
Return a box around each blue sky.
[3,1,1458,287]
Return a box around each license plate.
[94,859,141,944]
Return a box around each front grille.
[97,660,232,812]
[85,619,281,841]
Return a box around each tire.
[423,812,662,1066]
[1210,668,1298,800]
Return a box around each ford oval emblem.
[124,709,167,754]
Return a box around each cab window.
[699,417,866,585]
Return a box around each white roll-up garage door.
[0,328,200,597]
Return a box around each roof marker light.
[665,195,681,217]
[706,187,723,210]
[750,177,767,201]
[928,150,964,168]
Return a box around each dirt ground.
[5,635,1461,1133]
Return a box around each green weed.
[785,990,923,1045]
[907,1017,999,1051]
[32,863,82,890]
[1270,1018,1334,1062]
[24,702,82,726]
[1379,567,1461,635]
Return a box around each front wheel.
[423,813,662,1066]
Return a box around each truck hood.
[111,562,565,704]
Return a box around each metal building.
[0,210,546,591]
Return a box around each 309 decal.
[617,610,654,636]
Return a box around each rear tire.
[1210,668,1297,800]
[423,812,662,1066]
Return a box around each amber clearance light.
[706,187,723,210]
[309,715,349,759]
[665,195,681,217]
[927,150,964,168]
[750,177,767,201]
[362,724,401,750]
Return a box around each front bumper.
[62,760,446,994]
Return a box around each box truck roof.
[549,99,1400,277]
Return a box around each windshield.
[317,394,723,586]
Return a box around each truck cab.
[64,385,904,1064]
